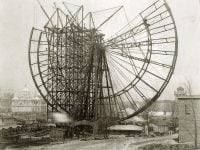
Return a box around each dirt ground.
[4,134,178,150]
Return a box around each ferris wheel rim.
[28,0,178,121]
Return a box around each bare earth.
[5,134,178,150]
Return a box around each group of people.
[64,126,88,139]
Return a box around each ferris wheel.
[28,0,178,122]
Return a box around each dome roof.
[177,86,184,91]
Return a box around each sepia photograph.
[0,0,200,149]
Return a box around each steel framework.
[29,0,178,122]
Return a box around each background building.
[11,86,47,123]
[0,90,14,114]
[175,87,200,144]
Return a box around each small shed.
[108,125,143,135]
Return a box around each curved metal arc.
[119,0,178,121]
[28,28,54,109]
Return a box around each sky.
[0,0,200,99]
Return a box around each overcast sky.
[0,0,200,99]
